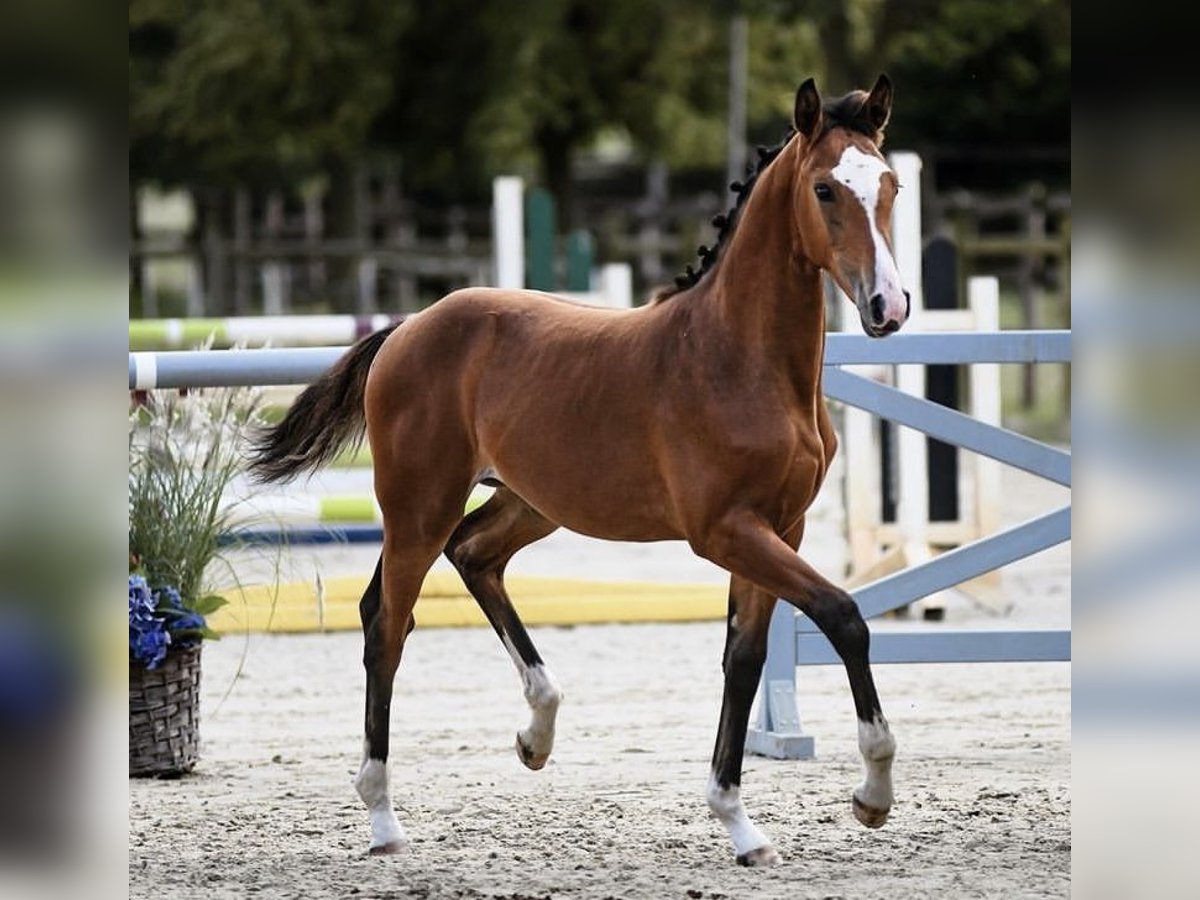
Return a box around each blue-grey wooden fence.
[746,330,1071,759]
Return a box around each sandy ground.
[130,467,1070,899]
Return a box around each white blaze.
[831,145,906,321]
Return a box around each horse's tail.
[246,323,401,483]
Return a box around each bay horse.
[249,75,909,866]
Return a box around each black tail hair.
[246,323,400,483]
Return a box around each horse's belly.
[488,455,684,543]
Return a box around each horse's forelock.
[820,90,885,144]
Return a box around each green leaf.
[193,594,228,616]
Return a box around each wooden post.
[262,190,287,315]
[203,189,226,318]
[639,162,668,287]
[233,187,251,316]
[303,183,324,296]
[923,236,961,526]
[891,152,935,617]
[492,176,524,289]
[1020,184,1047,409]
[565,229,593,292]
[838,282,883,578]
[353,163,371,313]
[525,187,556,291]
[596,263,633,309]
[969,277,1002,542]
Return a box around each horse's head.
[791,75,910,338]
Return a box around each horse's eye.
[814,183,834,203]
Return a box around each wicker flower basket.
[129,644,202,777]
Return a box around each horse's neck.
[699,146,827,392]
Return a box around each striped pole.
[223,494,382,525]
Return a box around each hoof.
[852,793,890,829]
[367,839,408,856]
[516,732,550,771]
[736,845,781,867]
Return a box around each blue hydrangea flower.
[132,626,171,669]
[130,577,209,666]
[130,575,172,668]
[169,610,206,648]
[155,585,184,612]
[128,575,156,623]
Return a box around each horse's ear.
[866,74,893,133]
[793,78,823,140]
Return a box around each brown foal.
[249,75,909,866]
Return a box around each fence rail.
[128,329,1071,391]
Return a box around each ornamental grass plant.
[128,384,270,775]
[128,386,266,618]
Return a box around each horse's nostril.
[869,294,886,325]
[903,290,911,318]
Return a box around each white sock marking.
[831,145,906,322]
[519,664,562,756]
[354,757,407,849]
[707,774,772,856]
[855,714,896,811]
[498,632,563,757]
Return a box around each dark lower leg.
[702,515,896,825]
[355,538,441,852]
[708,581,778,864]
[444,488,561,767]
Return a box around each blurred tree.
[370,0,715,218]
[883,0,1070,153]
[130,0,1068,210]
[765,0,1069,167]
[130,0,408,189]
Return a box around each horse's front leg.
[700,513,896,831]
[708,575,780,866]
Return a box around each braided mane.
[652,89,883,304]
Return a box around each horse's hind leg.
[354,555,407,854]
[355,488,467,855]
[444,487,562,770]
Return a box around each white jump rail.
[128,330,1069,391]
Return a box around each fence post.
[596,263,633,309]
[890,152,932,611]
[968,277,1002,542]
[525,188,556,291]
[565,229,593,292]
[356,259,378,316]
[745,601,815,760]
[492,177,525,290]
